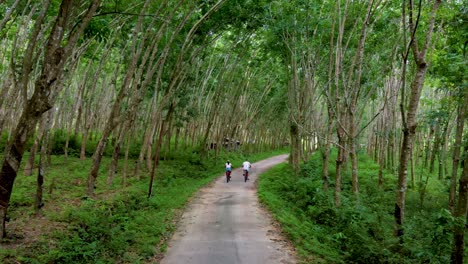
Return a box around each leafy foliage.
[258,151,464,263]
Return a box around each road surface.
[160,154,297,264]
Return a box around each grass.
[0,147,287,264]
[258,149,466,264]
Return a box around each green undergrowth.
[0,148,287,263]
[258,150,464,264]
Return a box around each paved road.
[160,154,296,264]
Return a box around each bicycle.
[243,170,249,182]
[226,170,231,182]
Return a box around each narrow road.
[160,154,297,264]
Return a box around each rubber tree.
[106,0,193,185]
[394,0,442,238]
[452,137,468,264]
[0,0,101,238]
[265,0,326,174]
[87,0,161,196]
[429,2,468,213]
[147,0,228,198]
[340,0,387,195]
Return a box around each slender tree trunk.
[87,123,115,196]
[451,144,468,264]
[35,109,54,215]
[349,123,359,194]
[289,122,301,174]
[449,88,468,213]
[345,0,375,195]
[146,120,159,173]
[395,0,441,238]
[323,4,338,192]
[373,130,379,161]
[438,120,450,180]
[429,123,440,174]
[107,125,125,185]
[378,136,385,188]
[80,122,91,160]
[424,126,434,168]
[164,118,174,160]
[135,99,158,176]
[387,124,395,170]
[322,105,333,191]
[335,142,344,207]
[395,125,412,237]
[201,104,218,155]
[73,82,87,136]
[122,131,132,187]
[334,114,346,207]
[24,129,42,176]
[148,118,168,198]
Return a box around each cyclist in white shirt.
[225,160,232,182]
[242,160,251,181]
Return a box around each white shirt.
[242,161,251,170]
[225,163,232,170]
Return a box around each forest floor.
[160,154,298,264]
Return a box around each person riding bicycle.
[242,160,251,181]
[225,160,232,182]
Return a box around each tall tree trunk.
[424,125,434,168]
[378,136,386,188]
[349,120,359,194]
[322,105,334,191]
[323,6,337,192]
[80,121,91,160]
[148,110,171,198]
[438,119,450,180]
[451,143,468,264]
[449,87,468,213]
[35,109,54,215]
[334,116,346,207]
[387,122,395,170]
[122,130,132,187]
[346,0,376,195]
[87,120,121,196]
[335,144,344,207]
[145,120,159,173]
[135,96,157,175]
[395,0,441,238]
[107,125,125,185]
[289,122,301,174]
[23,130,41,176]
[429,123,441,174]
